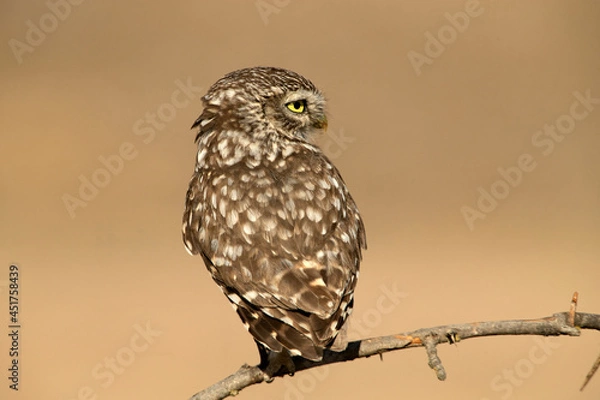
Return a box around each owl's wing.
[184,147,365,359]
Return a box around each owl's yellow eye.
[286,100,306,113]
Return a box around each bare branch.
[189,310,600,400]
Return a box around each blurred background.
[1,1,599,399]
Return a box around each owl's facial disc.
[271,90,327,140]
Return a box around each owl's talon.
[259,347,297,382]
[263,373,275,383]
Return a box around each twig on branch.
[190,308,600,400]
[569,291,579,327]
[581,350,600,391]
[423,335,446,381]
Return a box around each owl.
[182,66,366,375]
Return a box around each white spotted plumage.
[182,67,366,367]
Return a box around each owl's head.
[194,67,328,143]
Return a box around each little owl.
[182,66,366,376]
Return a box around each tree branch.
[189,304,600,400]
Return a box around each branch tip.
[569,292,579,327]
[423,335,447,381]
[580,350,600,392]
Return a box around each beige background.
[1,1,600,399]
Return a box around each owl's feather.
[182,67,366,363]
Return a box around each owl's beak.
[313,115,328,132]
